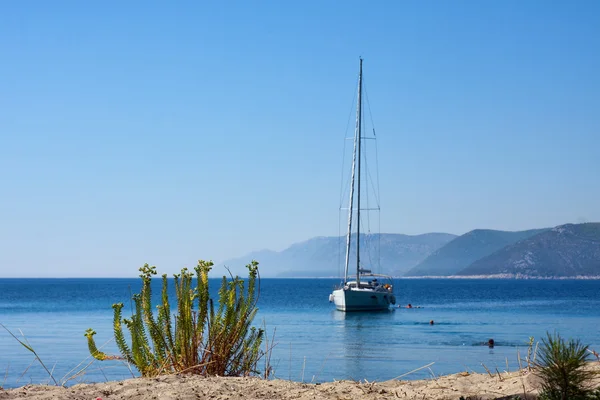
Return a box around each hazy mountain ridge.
[458,223,600,277]
[219,223,600,279]
[219,233,457,277]
[404,228,549,276]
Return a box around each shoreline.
[2,363,599,400]
[400,274,600,280]
[263,275,600,280]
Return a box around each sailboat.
[329,58,396,312]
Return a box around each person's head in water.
[429,320,434,325]
[488,339,494,348]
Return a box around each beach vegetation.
[1,323,58,386]
[535,332,597,400]
[85,260,267,378]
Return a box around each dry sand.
[3,364,599,400]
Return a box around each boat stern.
[330,288,346,310]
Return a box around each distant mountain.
[404,228,549,276]
[457,223,600,277]
[219,233,457,278]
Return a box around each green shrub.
[535,332,596,400]
[85,260,266,378]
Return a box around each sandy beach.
[2,363,599,400]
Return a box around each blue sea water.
[1,278,599,388]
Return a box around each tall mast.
[355,58,363,286]
[343,58,362,284]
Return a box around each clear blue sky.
[1,1,599,277]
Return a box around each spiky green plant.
[526,336,535,370]
[534,332,596,400]
[85,260,266,378]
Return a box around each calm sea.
[1,278,599,388]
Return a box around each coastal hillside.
[404,228,548,276]
[458,223,600,277]
[219,233,456,277]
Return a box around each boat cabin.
[345,279,393,291]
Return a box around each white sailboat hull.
[331,287,394,312]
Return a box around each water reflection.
[332,310,396,380]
